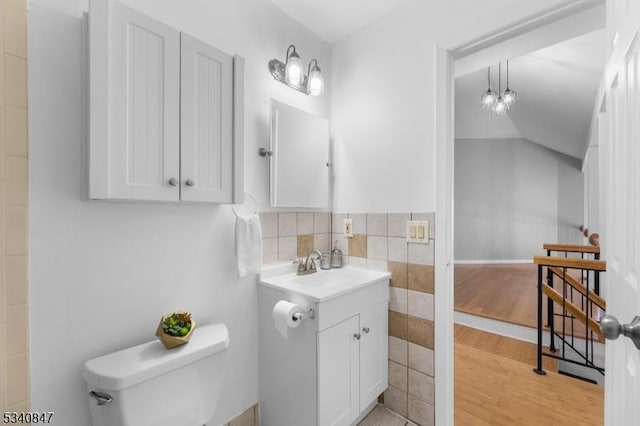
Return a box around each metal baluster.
[534,264,546,375]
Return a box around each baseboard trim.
[455,311,547,345]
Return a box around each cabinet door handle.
[353,333,361,340]
[362,327,370,334]
[185,179,195,187]
[168,177,178,186]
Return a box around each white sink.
[259,263,391,302]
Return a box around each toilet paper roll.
[272,300,303,338]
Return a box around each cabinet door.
[318,315,359,426]
[359,300,388,411]
[180,34,233,202]
[91,0,181,201]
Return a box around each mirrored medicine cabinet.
[267,99,330,209]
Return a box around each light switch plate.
[343,218,354,237]
[406,220,429,244]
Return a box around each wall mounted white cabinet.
[89,0,243,203]
[258,266,389,426]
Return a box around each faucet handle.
[297,261,306,273]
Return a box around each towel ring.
[232,193,259,217]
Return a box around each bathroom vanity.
[258,264,390,426]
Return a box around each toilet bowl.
[82,323,229,426]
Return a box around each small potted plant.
[155,311,196,349]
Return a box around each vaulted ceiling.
[455,29,606,160]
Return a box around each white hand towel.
[235,213,262,278]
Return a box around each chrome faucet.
[297,250,322,276]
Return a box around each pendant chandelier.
[480,61,518,115]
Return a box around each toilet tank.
[82,323,229,426]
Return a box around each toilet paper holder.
[292,308,315,322]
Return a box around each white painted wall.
[454,138,583,261]
[583,143,600,237]
[28,1,330,425]
[331,0,573,213]
[557,152,585,246]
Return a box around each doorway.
[433,1,608,424]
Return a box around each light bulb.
[503,88,518,106]
[481,89,497,108]
[307,66,324,96]
[285,53,303,86]
[491,97,508,116]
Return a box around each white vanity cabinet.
[258,266,390,426]
[89,0,243,203]
[318,299,388,426]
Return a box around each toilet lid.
[82,323,229,390]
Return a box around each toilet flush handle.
[89,390,113,406]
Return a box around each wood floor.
[454,324,558,371]
[455,325,604,426]
[454,263,603,340]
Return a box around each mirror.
[269,99,329,208]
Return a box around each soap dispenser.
[330,241,343,268]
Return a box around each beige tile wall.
[1,0,30,413]
[260,212,331,263]
[334,212,436,426]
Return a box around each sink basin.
[259,264,391,302]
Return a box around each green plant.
[162,312,192,337]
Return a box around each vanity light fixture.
[307,59,324,96]
[268,44,324,96]
[284,45,303,85]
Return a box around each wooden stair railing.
[547,266,606,310]
[534,256,605,270]
[542,243,601,295]
[533,255,606,377]
[541,282,603,339]
[542,243,600,255]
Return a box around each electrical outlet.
[406,220,429,243]
[343,218,354,237]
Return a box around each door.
[359,300,388,411]
[107,1,181,201]
[318,315,359,426]
[601,2,640,424]
[180,33,233,203]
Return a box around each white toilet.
[82,323,229,426]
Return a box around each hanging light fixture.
[480,66,497,108]
[503,60,518,107]
[268,45,325,96]
[491,63,509,116]
[480,61,518,115]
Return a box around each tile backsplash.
[1,0,30,414]
[260,212,331,263]
[259,211,436,426]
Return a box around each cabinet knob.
[362,327,370,334]
[185,179,195,187]
[168,178,178,186]
[354,333,361,340]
